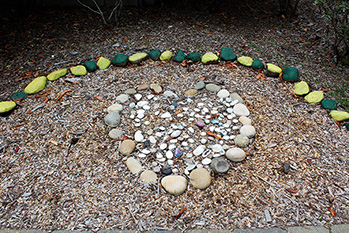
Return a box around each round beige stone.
[161,175,187,195]
[140,170,158,184]
[119,139,136,155]
[189,168,211,189]
[184,89,198,97]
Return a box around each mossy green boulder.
[282,67,299,82]
[304,91,324,104]
[329,110,349,121]
[112,54,128,67]
[70,65,87,76]
[252,60,265,70]
[321,99,337,110]
[129,52,148,64]
[84,61,98,72]
[148,50,161,60]
[173,50,186,62]
[47,69,67,81]
[0,101,16,113]
[160,50,173,61]
[186,52,201,62]
[237,56,253,66]
[202,52,219,64]
[267,63,282,74]
[24,76,47,94]
[220,47,236,61]
[293,81,309,95]
[97,57,111,70]
[10,91,27,101]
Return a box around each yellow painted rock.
[24,76,47,94]
[47,69,67,81]
[70,65,87,76]
[160,50,173,61]
[237,56,253,66]
[329,110,349,121]
[304,91,324,104]
[0,101,16,113]
[201,52,219,63]
[267,63,282,74]
[97,56,111,70]
[293,81,309,95]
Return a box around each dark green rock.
[345,123,349,131]
[220,47,236,61]
[84,61,98,72]
[321,99,337,110]
[282,66,299,82]
[112,54,128,67]
[10,91,27,101]
[186,52,201,62]
[252,60,265,70]
[173,50,186,62]
[148,49,161,60]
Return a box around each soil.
[0,0,348,231]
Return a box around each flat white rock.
[217,89,230,98]
[233,103,250,116]
[226,148,246,162]
[126,157,142,175]
[134,93,142,101]
[171,130,182,138]
[211,144,223,153]
[140,170,157,184]
[134,131,144,142]
[202,158,212,165]
[107,103,123,113]
[240,125,256,138]
[166,150,174,159]
[239,116,252,125]
[161,112,171,118]
[193,145,206,156]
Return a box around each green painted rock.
[202,52,219,64]
[112,54,128,67]
[24,76,47,94]
[70,65,87,76]
[47,69,67,81]
[160,50,173,61]
[304,91,324,104]
[220,47,236,61]
[97,56,111,70]
[129,52,148,64]
[10,91,27,101]
[237,56,253,66]
[293,81,309,95]
[345,123,349,130]
[149,50,161,60]
[0,101,16,113]
[321,99,337,110]
[267,63,282,74]
[84,61,98,72]
[186,52,201,62]
[252,60,265,70]
[329,110,349,121]
[173,50,186,62]
[282,67,299,82]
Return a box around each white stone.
[107,103,123,113]
[188,127,194,133]
[116,94,129,103]
[126,157,142,175]
[171,130,182,138]
[140,170,157,184]
[138,153,146,158]
[160,143,167,150]
[166,150,174,159]
[134,94,142,101]
[134,131,144,142]
[161,112,171,118]
[149,136,157,144]
[233,103,250,116]
[182,141,189,146]
[161,175,187,195]
[240,125,256,138]
[239,116,252,125]
[137,101,149,107]
[142,149,151,154]
[226,148,246,162]
[226,108,233,114]
[156,152,163,159]
[202,158,212,165]
[143,105,150,110]
[211,144,223,153]
[193,145,206,156]
[188,138,195,144]
[200,138,207,144]
[168,144,176,150]
[217,89,230,98]
[167,160,174,165]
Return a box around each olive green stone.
[186,52,201,62]
[160,50,173,61]
[112,54,128,67]
[129,52,148,64]
[252,60,264,70]
[173,50,186,62]
[237,56,253,66]
[267,63,282,73]
[293,81,309,95]
[0,101,16,113]
[148,50,161,60]
[84,61,98,72]
[220,47,236,61]
[24,76,47,94]
[70,65,87,76]
[282,66,299,82]
[10,91,27,101]
[329,110,349,121]
[97,56,111,70]
[321,99,337,110]
[201,52,219,64]
[47,69,67,81]
[304,91,324,104]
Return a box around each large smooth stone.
[70,65,87,76]
[293,81,309,95]
[282,66,299,82]
[186,52,201,62]
[237,56,253,66]
[321,99,337,110]
[210,157,230,173]
[115,94,129,103]
[148,49,161,60]
[140,170,158,184]
[239,116,252,125]
[119,139,136,155]
[230,93,244,104]
[109,129,124,139]
[220,47,236,61]
[194,81,205,90]
[108,103,123,113]
[240,125,256,138]
[304,91,324,104]
[173,50,186,62]
[150,84,162,94]
[329,110,349,121]
[234,134,250,148]
[0,101,16,113]
[201,52,219,64]
[217,89,230,98]
[189,168,211,189]
[129,53,148,64]
[104,112,121,127]
[24,76,47,94]
[206,83,221,92]
[47,69,67,81]
[126,157,142,175]
[184,89,198,97]
[161,175,187,195]
[84,61,98,72]
[252,60,265,70]
[233,103,250,116]
[160,50,173,61]
[97,56,111,70]
[226,148,246,161]
[111,54,128,67]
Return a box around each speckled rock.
[230,93,244,104]
[226,148,246,162]
[161,175,187,195]
[119,139,136,155]
[150,84,162,94]
[184,89,198,96]
[206,83,221,92]
[210,157,230,173]
[234,134,250,147]
[140,170,158,184]
[109,129,124,139]
[194,81,206,90]
[126,157,142,175]
[189,168,211,189]
[107,103,123,113]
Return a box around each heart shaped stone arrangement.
[104,81,256,195]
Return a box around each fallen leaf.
[299,40,306,43]
[286,188,298,194]
[321,88,329,92]
[173,207,187,219]
[327,206,336,217]
[123,37,128,42]
[206,32,213,34]
[93,95,105,102]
